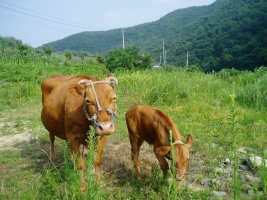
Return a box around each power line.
[1,1,103,30]
[0,2,105,31]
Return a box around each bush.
[217,68,242,80]
[64,50,73,60]
[105,47,153,72]
[185,65,204,73]
[43,46,52,56]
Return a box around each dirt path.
[100,138,208,194]
[0,132,32,151]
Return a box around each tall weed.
[228,84,241,199]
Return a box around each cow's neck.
[171,125,183,142]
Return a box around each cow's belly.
[41,106,66,139]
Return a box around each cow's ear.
[70,84,86,97]
[154,146,171,156]
[186,134,193,148]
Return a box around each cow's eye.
[85,99,93,105]
[111,96,116,102]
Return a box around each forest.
[41,0,267,72]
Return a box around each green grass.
[0,57,266,199]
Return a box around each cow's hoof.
[81,184,86,192]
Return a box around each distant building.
[153,63,161,68]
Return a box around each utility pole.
[160,54,162,66]
[186,42,191,67]
[122,28,125,49]
[162,39,165,66]
[186,50,189,67]
[164,49,167,65]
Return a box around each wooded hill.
[41,0,267,71]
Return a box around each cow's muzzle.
[95,121,115,135]
[84,106,116,135]
[175,168,185,182]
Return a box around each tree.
[96,54,105,64]
[17,43,34,63]
[43,46,52,56]
[79,51,87,60]
[64,50,72,60]
[105,47,153,72]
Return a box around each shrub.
[64,50,73,60]
[105,47,153,72]
[43,46,52,56]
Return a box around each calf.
[125,104,193,181]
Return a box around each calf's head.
[155,134,193,181]
[76,76,118,135]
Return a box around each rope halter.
[171,139,186,180]
[78,77,118,130]
[173,140,184,145]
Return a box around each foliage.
[105,47,153,71]
[79,51,87,60]
[217,67,267,112]
[228,88,241,199]
[43,46,52,56]
[96,54,105,64]
[0,36,62,65]
[64,49,73,60]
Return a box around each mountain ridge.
[41,0,267,71]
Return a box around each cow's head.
[155,134,193,181]
[76,76,118,135]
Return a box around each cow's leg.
[68,137,86,192]
[49,133,55,161]
[154,150,169,174]
[80,139,89,157]
[67,142,74,162]
[130,136,143,177]
[94,135,107,180]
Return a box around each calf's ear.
[154,146,171,156]
[186,134,193,147]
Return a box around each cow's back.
[41,75,73,102]
[41,75,91,139]
[126,104,174,144]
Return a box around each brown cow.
[41,74,118,191]
[125,104,193,181]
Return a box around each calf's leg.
[130,136,143,177]
[154,149,169,174]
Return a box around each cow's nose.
[97,110,113,122]
[176,173,185,181]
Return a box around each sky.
[0,0,216,47]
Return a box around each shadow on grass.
[1,135,212,199]
[17,137,67,173]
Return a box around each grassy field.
[0,57,266,199]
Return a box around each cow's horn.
[78,79,91,86]
[78,79,87,84]
[108,77,118,86]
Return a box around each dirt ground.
[0,131,218,198]
[101,137,207,192]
